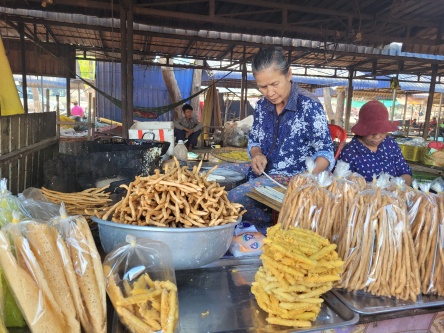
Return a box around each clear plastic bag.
[328,161,365,247]
[0,214,79,332]
[278,170,339,242]
[17,188,60,220]
[49,204,107,333]
[337,183,421,302]
[103,235,179,333]
[0,179,29,226]
[406,182,444,296]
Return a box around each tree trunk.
[323,87,334,121]
[190,60,203,119]
[159,58,182,120]
[335,87,346,127]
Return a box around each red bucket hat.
[351,100,399,136]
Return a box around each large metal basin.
[92,217,237,270]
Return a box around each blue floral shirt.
[247,83,335,179]
[339,136,412,182]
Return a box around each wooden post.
[402,93,409,136]
[423,64,438,140]
[344,69,354,132]
[126,0,134,134]
[120,1,128,138]
[390,88,397,121]
[45,89,50,113]
[66,77,71,116]
[19,23,28,114]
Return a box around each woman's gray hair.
[251,47,290,75]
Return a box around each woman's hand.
[250,147,268,175]
[312,156,329,174]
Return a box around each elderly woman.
[339,100,412,185]
[226,47,335,228]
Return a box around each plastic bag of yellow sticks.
[406,181,444,296]
[103,235,179,333]
[251,223,344,328]
[337,175,421,302]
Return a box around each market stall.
[0,153,443,333]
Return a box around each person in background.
[173,103,202,150]
[225,47,335,228]
[71,101,84,117]
[411,119,419,128]
[339,100,412,186]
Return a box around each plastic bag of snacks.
[277,170,339,242]
[337,176,421,302]
[406,182,444,296]
[0,179,29,227]
[328,161,366,245]
[103,235,179,333]
[0,212,80,332]
[50,204,106,333]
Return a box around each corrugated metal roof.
[2,6,444,63]
[205,71,444,93]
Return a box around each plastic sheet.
[17,188,60,220]
[104,235,179,333]
[337,179,421,302]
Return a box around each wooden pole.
[402,93,409,136]
[423,64,438,140]
[126,0,134,134]
[390,88,397,121]
[344,69,354,132]
[120,1,128,138]
[19,23,28,114]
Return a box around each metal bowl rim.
[91,216,238,233]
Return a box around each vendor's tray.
[332,289,444,315]
[113,258,358,332]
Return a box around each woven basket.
[210,147,250,163]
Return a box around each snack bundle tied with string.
[103,235,179,333]
[337,176,421,302]
[406,181,444,296]
[0,206,106,333]
[251,224,343,328]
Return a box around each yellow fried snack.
[105,269,179,333]
[251,224,344,328]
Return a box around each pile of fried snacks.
[217,151,250,162]
[94,158,245,227]
[251,224,344,328]
[105,269,178,333]
[41,186,112,216]
[337,187,421,302]
[408,188,444,296]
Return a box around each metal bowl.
[91,217,238,270]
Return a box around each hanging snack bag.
[104,235,179,333]
[337,177,421,302]
[50,204,107,333]
[278,171,339,242]
[0,179,29,227]
[407,182,444,296]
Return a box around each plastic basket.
[399,144,426,162]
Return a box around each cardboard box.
[129,121,175,156]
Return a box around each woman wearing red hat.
[339,100,412,185]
